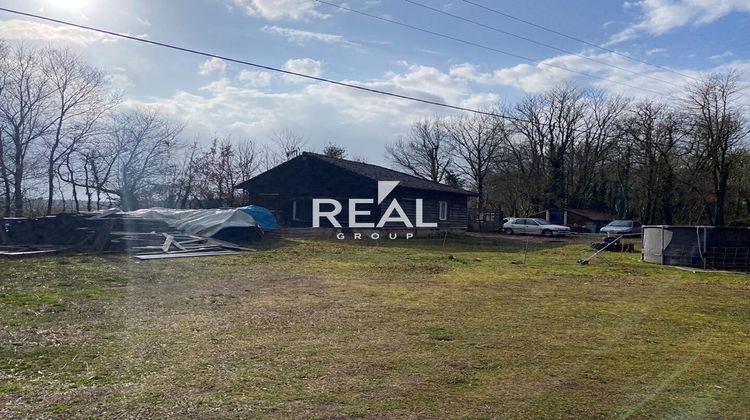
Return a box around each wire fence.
[663,246,750,272]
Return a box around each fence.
[662,246,750,272]
[468,209,505,222]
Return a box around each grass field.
[1,235,748,418]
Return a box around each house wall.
[379,189,468,231]
[240,157,469,230]
[241,155,376,227]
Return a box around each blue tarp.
[239,205,278,231]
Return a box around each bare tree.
[97,108,183,210]
[0,41,11,216]
[386,117,453,182]
[322,141,347,159]
[171,140,200,209]
[511,85,586,208]
[568,92,629,208]
[268,129,307,166]
[620,100,688,223]
[182,137,261,208]
[446,111,508,210]
[235,139,261,184]
[42,48,118,214]
[0,43,56,216]
[684,72,748,226]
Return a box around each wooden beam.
[134,250,240,260]
[162,233,174,252]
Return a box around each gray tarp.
[122,208,258,238]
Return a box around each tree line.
[1,40,749,225]
[0,41,318,215]
[387,77,750,226]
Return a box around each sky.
[0,0,748,163]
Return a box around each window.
[438,201,448,221]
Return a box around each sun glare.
[48,0,92,11]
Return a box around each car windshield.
[608,220,632,227]
[532,218,550,225]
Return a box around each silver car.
[600,220,642,236]
[502,217,571,237]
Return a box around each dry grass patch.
[0,236,748,418]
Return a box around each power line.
[405,0,683,89]
[461,0,701,83]
[0,5,625,140]
[0,7,498,116]
[313,0,672,97]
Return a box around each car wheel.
[504,228,514,235]
[542,229,553,237]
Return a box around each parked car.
[502,217,571,237]
[600,220,642,236]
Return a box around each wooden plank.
[186,234,256,251]
[162,233,174,252]
[87,208,120,219]
[171,238,188,251]
[134,250,240,260]
[135,246,224,255]
[173,238,204,245]
[205,237,257,252]
[0,249,61,258]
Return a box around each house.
[234,152,476,233]
[530,208,615,233]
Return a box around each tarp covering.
[121,207,276,238]
[238,206,278,231]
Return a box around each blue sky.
[1,0,748,162]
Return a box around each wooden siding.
[238,155,470,230]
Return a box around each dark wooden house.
[234,152,476,232]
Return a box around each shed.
[234,152,476,233]
[530,208,615,233]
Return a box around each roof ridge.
[303,152,473,195]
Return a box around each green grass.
[0,236,748,418]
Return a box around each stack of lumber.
[127,232,254,260]
[0,211,255,259]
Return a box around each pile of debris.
[0,210,258,260]
[591,236,634,253]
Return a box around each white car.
[502,217,571,237]
[600,220,642,236]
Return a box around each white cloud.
[106,72,134,91]
[124,58,750,162]
[198,57,227,76]
[260,25,355,46]
[449,59,577,93]
[709,51,735,60]
[448,52,701,98]
[237,70,273,86]
[0,19,117,45]
[646,48,667,56]
[283,58,323,82]
[460,92,501,110]
[126,64,480,159]
[232,0,329,20]
[608,0,750,44]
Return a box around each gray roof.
[305,152,476,196]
